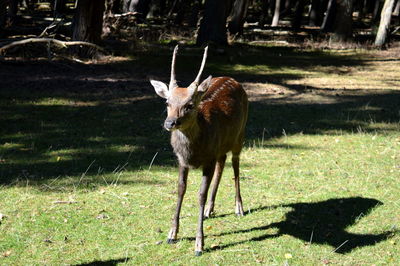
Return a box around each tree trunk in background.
[196,0,232,46]
[331,0,353,42]
[375,0,396,46]
[259,0,271,26]
[271,0,281,26]
[372,0,383,23]
[8,0,18,25]
[129,0,152,20]
[103,0,117,37]
[123,0,130,12]
[292,0,306,29]
[72,0,105,44]
[393,0,400,16]
[321,0,336,32]
[52,0,67,16]
[309,0,322,26]
[147,0,161,19]
[0,0,7,36]
[112,0,121,13]
[228,0,248,35]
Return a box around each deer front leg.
[167,166,189,244]
[195,163,215,256]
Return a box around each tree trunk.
[331,0,353,42]
[292,0,306,29]
[129,0,152,20]
[309,0,322,26]
[393,0,400,16]
[375,0,396,46]
[0,0,7,36]
[321,0,336,32]
[372,0,383,23]
[196,0,232,46]
[52,0,67,16]
[123,0,131,12]
[72,0,105,44]
[259,0,271,26]
[8,0,18,25]
[271,0,281,26]
[228,0,248,35]
[103,0,117,37]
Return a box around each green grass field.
[1,44,399,265]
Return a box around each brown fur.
[171,77,248,168]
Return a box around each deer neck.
[171,117,201,167]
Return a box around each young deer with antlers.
[150,46,248,256]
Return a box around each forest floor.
[0,43,399,265]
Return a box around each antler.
[188,46,208,92]
[169,45,179,90]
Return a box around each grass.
[0,44,399,265]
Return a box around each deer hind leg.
[167,166,189,244]
[204,154,227,218]
[195,162,215,256]
[232,153,244,216]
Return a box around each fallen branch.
[0,38,105,55]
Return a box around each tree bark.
[0,0,7,36]
[331,0,353,42]
[72,0,106,44]
[103,0,117,37]
[8,0,18,25]
[309,0,323,26]
[196,0,232,46]
[228,0,248,34]
[321,0,336,32]
[393,0,400,16]
[129,0,152,20]
[292,0,306,29]
[259,0,271,26]
[372,0,383,23]
[375,0,396,46]
[271,0,281,26]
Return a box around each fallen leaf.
[284,253,293,259]
[206,225,213,230]
[96,213,109,220]
[210,243,219,248]
[3,250,12,257]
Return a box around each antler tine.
[190,46,208,88]
[169,45,179,90]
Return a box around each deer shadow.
[74,258,130,266]
[207,197,395,254]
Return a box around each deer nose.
[164,118,180,131]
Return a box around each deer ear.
[198,76,212,93]
[150,79,170,99]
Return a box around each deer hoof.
[195,251,203,256]
[167,238,177,244]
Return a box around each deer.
[149,45,248,256]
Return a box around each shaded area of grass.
[208,197,393,254]
[1,44,399,186]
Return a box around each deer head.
[150,45,212,131]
